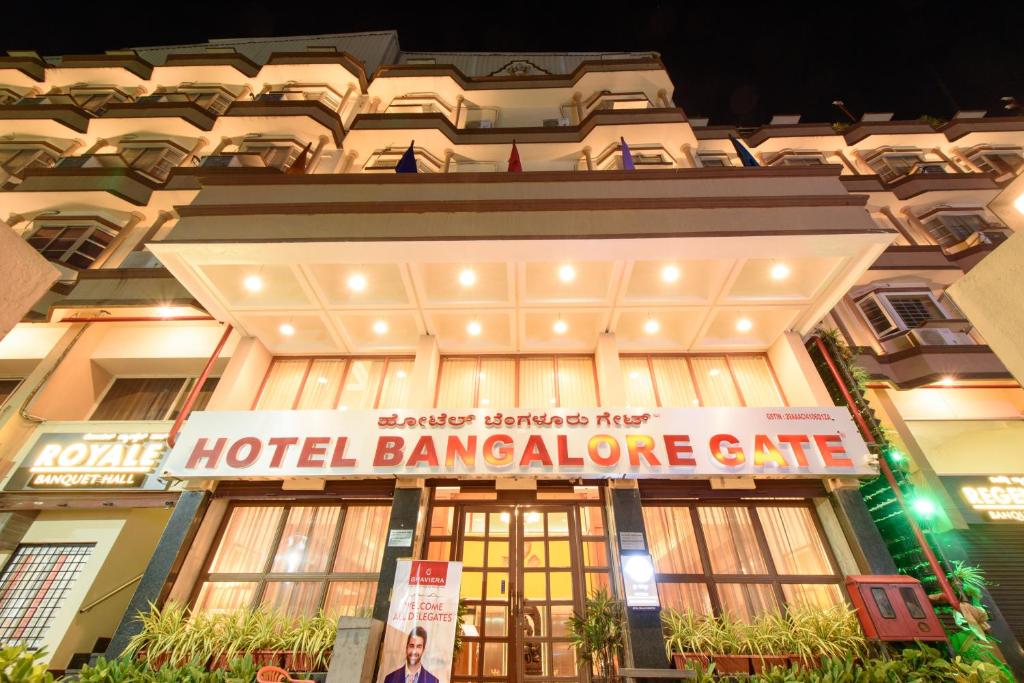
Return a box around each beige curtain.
[657,582,713,615]
[757,507,834,575]
[696,507,766,574]
[296,360,348,409]
[716,583,778,622]
[270,506,341,573]
[690,357,741,406]
[557,357,598,407]
[208,506,284,573]
[324,581,378,618]
[338,360,385,410]
[642,506,703,574]
[621,357,657,407]
[92,377,186,420]
[730,356,784,407]
[193,581,257,614]
[260,581,322,617]
[479,358,515,407]
[650,357,699,407]
[255,360,308,409]
[333,506,390,573]
[519,358,556,408]
[378,360,414,408]
[436,358,478,408]
[781,583,843,609]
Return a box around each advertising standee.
[378,560,463,683]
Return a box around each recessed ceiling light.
[736,318,753,332]
[553,319,568,334]
[373,320,388,335]
[459,268,476,287]
[279,323,295,336]
[467,321,482,336]
[243,275,263,292]
[158,306,174,318]
[558,264,576,282]
[644,318,660,335]
[661,264,681,283]
[347,273,367,292]
[940,375,955,386]
[770,263,791,280]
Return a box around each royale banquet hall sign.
[163,407,876,479]
[377,560,463,683]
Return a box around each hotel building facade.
[0,30,1021,679]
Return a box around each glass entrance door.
[453,505,584,683]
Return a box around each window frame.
[190,500,391,617]
[253,356,416,410]
[90,375,219,421]
[433,355,600,409]
[641,500,844,618]
[25,220,120,270]
[618,353,787,408]
[0,378,23,408]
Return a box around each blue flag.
[729,136,759,167]
[620,137,635,170]
[395,142,418,173]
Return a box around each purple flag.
[620,137,635,170]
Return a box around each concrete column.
[608,482,667,669]
[766,331,832,406]
[582,146,593,171]
[594,333,625,407]
[824,479,897,574]
[106,491,211,658]
[308,134,331,172]
[657,89,670,108]
[342,150,359,173]
[408,335,440,409]
[371,483,428,622]
[205,335,270,410]
[572,92,584,123]
[679,143,697,168]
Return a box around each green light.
[911,497,937,519]
[887,449,905,464]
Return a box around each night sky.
[7,1,1023,126]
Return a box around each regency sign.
[163,407,876,480]
[6,431,171,491]
[944,475,1024,524]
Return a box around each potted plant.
[123,600,189,668]
[744,612,789,673]
[280,611,336,672]
[567,589,624,683]
[662,609,711,670]
[703,612,749,675]
[784,604,864,669]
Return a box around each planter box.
[283,652,326,672]
[791,654,822,670]
[671,653,710,670]
[751,655,790,673]
[670,652,750,674]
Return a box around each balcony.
[16,160,162,206]
[160,51,260,77]
[222,99,345,145]
[0,53,47,82]
[854,323,1011,388]
[0,102,91,134]
[840,170,1004,199]
[97,100,218,132]
[43,267,203,318]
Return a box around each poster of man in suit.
[377,560,462,683]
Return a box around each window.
[643,503,841,621]
[193,503,389,617]
[237,138,305,171]
[434,356,598,408]
[91,376,218,421]
[0,145,60,179]
[0,544,95,649]
[0,379,21,407]
[119,143,188,181]
[26,222,119,269]
[698,153,732,168]
[965,146,1024,177]
[620,355,784,408]
[261,86,343,112]
[923,213,991,249]
[68,87,131,114]
[866,151,924,182]
[766,152,826,166]
[856,291,947,337]
[255,358,413,410]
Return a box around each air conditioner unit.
[909,328,974,347]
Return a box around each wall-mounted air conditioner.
[909,328,974,346]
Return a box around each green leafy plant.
[566,589,624,683]
[0,645,55,683]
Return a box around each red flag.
[508,141,523,172]
[287,142,313,175]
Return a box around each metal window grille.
[0,544,94,649]
[887,296,943,328]
[923,214,987,248]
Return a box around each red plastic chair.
[256,665,315,683]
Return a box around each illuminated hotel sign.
[949,475,1024,524]
[164,407,876,480]
[7,432,171,491]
